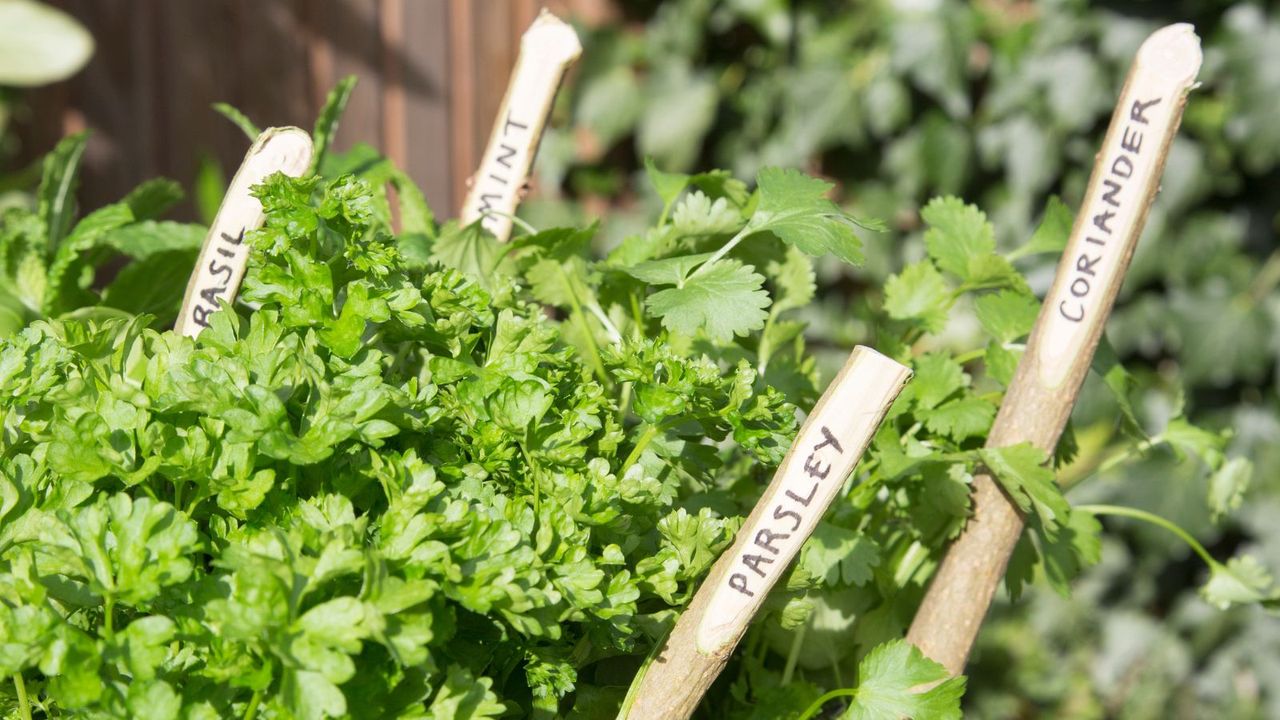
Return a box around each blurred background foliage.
[527,0,1280,717]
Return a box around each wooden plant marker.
[621,347,912,720]
[905,23,1203,676]
[458,10,581,242]
[175,127,313,338]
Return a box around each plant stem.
[796,688,859,720]
[781,617,808,685]
[1076,504,1217,567]
[687,227,751,280]
[243,689,262,720]
[13,674,32,720]
[103,597,115,639]
[621,424,661,474]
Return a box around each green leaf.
[1010,195,1073,260]
[978,444,1069,531]
[212,102,262,141]
[644,156,690,210]
[884,261,950,332]
[121,178,184,221]
[767,246,816,314]
[974,290,1040,343]
[100,221,205,259]
[1090,337,1140,432]
[101,250,195,319]
[923,396,996,441]
[38,131,89,250]
[841,640,965,720]
[0,0,93,86]
[646,259,770,342]
[621,252,714,286]
[312,75,358,174]
[432,221,507,292]
[427,666,506,720]
[1202,555,1278,610]
[922,196,994,279]
[746,167,864,266]
[1208,457,1253,523]
[799,523,880,586]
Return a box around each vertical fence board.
[10,0,533,224]
[403,0,452,213]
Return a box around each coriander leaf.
[622,252,715,286]
[644,156,690,209]
[922,196,994,279]
[746,167,864,265]
[1034,509,1102,597]
[799,523,881,586]
[1208,456,1253,522]
[1202,555,1278,610]
[1090,336,1140,432]
[432,220,508,292]
[974,289,1040,343]
[1162,417,1226,470]
[909,352,967,410]
[841,640,965,720]
[1011,195,1073,260]
[884,261,950,332]
[646,259,770,342]
[672,190,744,236]
[923,396,996,441]
[979,444,1069,531]
[768,246,817,314]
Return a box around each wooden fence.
[15,0,573,220]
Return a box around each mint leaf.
[747,167,865,265]
[646,259,770,341]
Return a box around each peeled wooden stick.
[175,127,313,337]
[458,10,581,241]
[621,347,912,720]
[905,24,1203,676]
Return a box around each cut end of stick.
[524,9,583,65]
[1136,23,1203,87]
[252,126,314,178]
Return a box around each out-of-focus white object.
[0,0,94,87]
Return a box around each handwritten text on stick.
[175,127,313,338]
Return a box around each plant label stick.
[458,10,581,241]
[175,127,313,338]
[621,347,912,720]
[905,23,1202,676]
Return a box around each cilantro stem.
[781,617,808,685]
[559,265,611,386]
[796,688,858,720]
[13,674,31,720]
[688,227,751,280]
[1076,504,1218,568]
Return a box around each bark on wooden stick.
[620,347,912,720]
[904,23,1203,676]
[458,10,581,241]
[175,127,313,338]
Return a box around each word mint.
[459,11,581,241]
